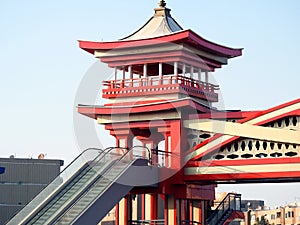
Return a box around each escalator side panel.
[73,159,157,225]
[73,181,133,225]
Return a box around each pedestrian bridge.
[184,98,300,183]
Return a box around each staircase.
[207,193,244,225]
[6,146,155,225]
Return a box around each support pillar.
[113,131,134,225]
[114,67,118,80]
[129,65,133,87]
[182,63,186,76]
[198,68,201,81]
[193,201,201,224]
[205,71,209,83]
[159,62,163,76]
[190,66,194,79]
[205,71,209,90]
[201,201,206,225]
[129,65,133,79]
[144,194,158,223]
[150,194,158,222]
[174,61,178,75]
[164,195,177,225]
[143,64,147,77]
[169,120,182,169]
[118,198,128,225]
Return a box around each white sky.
[0,0,300,208]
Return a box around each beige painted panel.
[107,94,180,104]
[97,111,181,124]
[184,119,300,144]
[193,203,200,222]
[145,194,151,221]
[167,195,175,225]
[119,198,125,225]
[132,197,138,221]
[95,44,184,58]
[185,163,300,175]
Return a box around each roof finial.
[158,0,166,7]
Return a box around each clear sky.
[1,0,300,208]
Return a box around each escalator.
[6,146,154,225]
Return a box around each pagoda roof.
[79,29,242,58]
[79,1,242,59]
[121,1,183,40]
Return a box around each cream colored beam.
[98,111,181,124]
[185,163,300,175]
[184,119,300,145]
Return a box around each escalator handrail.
[55,146,151,224]
[27,147,131,224]
[21,147,130,224]
[6,147,115,225]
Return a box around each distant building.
[0,157,63,224]
[0,166,4,174]
[241,200,265,211]
[245,203,300,225]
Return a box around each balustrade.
[102,75,219,101]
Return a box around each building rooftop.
[121,0,183,40]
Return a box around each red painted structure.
[77,1,300,224]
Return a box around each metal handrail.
[54,146,152,224]
[6,148,108,225]
[207,193,242,225]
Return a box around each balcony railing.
[102,75,219,101]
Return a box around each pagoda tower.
[78,1,242,224]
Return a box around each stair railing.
[206,193,241,225]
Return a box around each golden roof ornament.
[158,0,167,8]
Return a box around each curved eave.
[78,98,213,120]
[78,29,243,59]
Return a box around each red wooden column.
[112,129,133,225]
[150,194,158,224]
[169,120,182,170]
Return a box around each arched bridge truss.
[184,98,300,183]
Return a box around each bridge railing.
[207,193,241,225]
